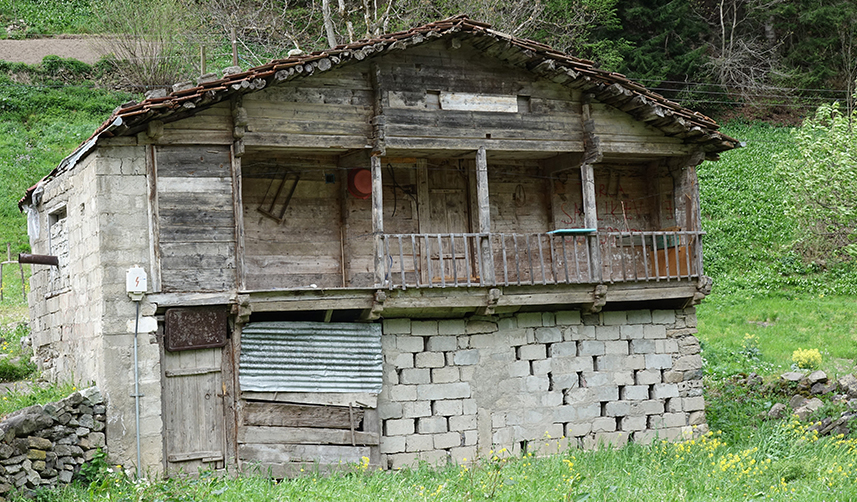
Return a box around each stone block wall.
[0,387,105,499]
[377,308,705,469]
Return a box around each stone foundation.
[378,308,705,468]
[0,387,105,499]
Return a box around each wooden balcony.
[381,230,703,290]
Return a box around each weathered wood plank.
[157,177,232,193]
[156,145,231,177]
[238,443,371,465]
[161,268,235,292]
[242,133,369,150]
[242,392,377,408]
[238,426,379,446]
[242,402,365,429]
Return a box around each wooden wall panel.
[156,145,236,292]
[488,161,551,234]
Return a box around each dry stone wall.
[0,386,105,499]
[378,308,705,469]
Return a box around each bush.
[792,348,822,370]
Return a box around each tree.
[777,99,857,263]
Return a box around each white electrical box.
[126,266,148,295]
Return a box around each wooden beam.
[146,145,162,292]
[369,62,386,156]
[371,155,385,287]
[231,143,246,291]
[475,146,495,284]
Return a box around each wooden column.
[580,96,602,283]
[476,146,494,284]
[371,155,385,287]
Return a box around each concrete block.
[432,367,460,383]
[652,310,676,324]
[383,319,411,335]
[592,417,616,433]
[380,435,406,453]
[434,399,463,416]
[635,369,662,385]
[402,401,432,418]
[595,326,620,341]
[532,358,551,375]
[459,366,476,381]
[590,385,619,402]
[666,398,683,413]
[586,432,629,450]
[450,446,477,465]
[463,399,477,415]
[492,412,506,428]
[466,320,498,334]
[574,325,596,340]
[378,402,403,420]
[645,354,673,370]
[633,430,658,444]
[517,312,543,328]
[604,400,631,417]
[389,385,417,402]
[566,422,592,437]
[453,349,480,366]
[535,327,562,343]
[656,339,680,354]
[630,339,656,354]
[621,385,650,401]
[542,392,563,407]
[643,325,667,339]
[497,317,517,330]
[493,427,514,445]
[580,371,611,387]
[542,312,556,326]
[595,355,626,372]
[386,418,415,436]
[389,352,414,369]
[621,324,644,340]
[525,376,550,393]
[508,360,531,378]
[552,356,594,374]
[556,310,581,325]
[549,341,577,357]
[389,452,419,469]
[621,415,648,431]
[417,382,471,401]
[685,312,698,328]
[417,416,448,434]
[406,434,434,452]
[437,320,466,335]
[507,329,528,346]
[397,336,425,353]
[463,430,478,446]
[411,321,438,336]
[650,412,687,429]
[604,341,629,355]
[627,310,652,324]
[578,341,605,356]
[400,368,431,385]
[427,336,458,352]
[602,311,626,325]
[683,396,705,412]
[551,372,578,390]
[415,352,446,368]
[612,371,636,386]
[518,344,547,360]
[449,414,477,431]
[652,383,680,399]
[470,333,503,348]
[434,432,462,450]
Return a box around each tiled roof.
[20,14,738,209]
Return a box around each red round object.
[348,168,372,199]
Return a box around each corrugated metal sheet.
[239,321,382,393]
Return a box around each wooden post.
[580,96,602,283]
[476,146,494,284]
[371,155,385,287]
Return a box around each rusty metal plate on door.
[165,307,228,351]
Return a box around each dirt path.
[0,35,112,65]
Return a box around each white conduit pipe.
[132,299,142,479]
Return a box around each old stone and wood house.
[19,16,737,476]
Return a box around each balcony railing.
[381,230,704,290]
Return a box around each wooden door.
[162,348,226,476]
[418,160,474,283]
